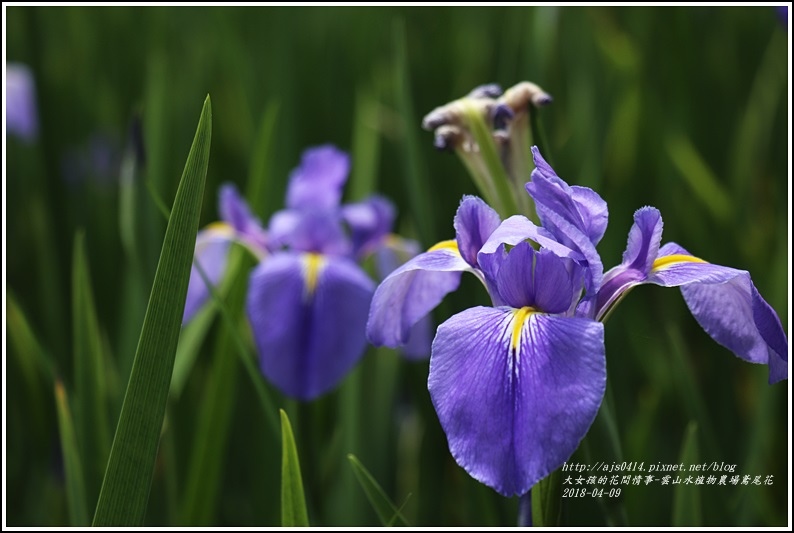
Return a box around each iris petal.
[183,225,233,323]
[366,249,468,348]
[341,195,396,259]
[247,252,374,400]
[478,215,582,262]
[454,195,502,268]
[429,307,605,496]
[527,147,608,247]
[286,145,350,210]
[622,206,663,274]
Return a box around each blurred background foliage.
[5,5,789,527]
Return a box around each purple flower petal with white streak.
[247,251,374,400]
[286,145,350,211]
[478,215,582,262]
[183,225,233,323]
[454,195,502,269]
[367,248,468,349]
[429,307,605,496]
[341,195,395,259]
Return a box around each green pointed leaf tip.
[55,381,90,527]
[72,230,111,502]
[281,409,309,527]
[92,95,212,526]
[347,453,410,527]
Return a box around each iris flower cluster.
[367,106,788,496]
[184,145,427,401]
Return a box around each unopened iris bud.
[433,124,465,151]
[468,83,503,99]
[491,103,515,132]
[499,81,553,113]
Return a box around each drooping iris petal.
[6,63,38,142]
[183,225,234,323]
[286,145,350,210]
[752,285,788,384]
[598,208,787,383]
[341,195,396,259]
[247,251,374,400]
[373,235,432,359]
[429,307,605,497]
[454,195,502,268]
[219,183,268,252]
[647,249,789,383]
[367,248,469,348]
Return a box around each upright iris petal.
[596,206,788,384]
[526,147,607,294]
[247,252,374,400]
[286,145,350,210]
[429,241,605,496]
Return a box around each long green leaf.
[55,381,89,527]
[347,454,409,527]
[281,409,309,527]
[178,248,249,525]
[92,95,213,526]
[72,230,111,505]
[672,422,702,526]
[393,19,434,246]
[531,469,561,527]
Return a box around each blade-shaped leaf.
[72,230,111,505]
[281,409,309,527]
[55,381,89,527]
[531,469,561,527]
[92,95,212,526]
[347,454,410,527]
[672,422,702,526]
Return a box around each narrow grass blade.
[347,454,409,527]
[666,135,731,224]
[55,381,89,526]
[281,409,309,527]
[72,230,111,504]
[530,469,561,527]
[178,248,250,525]
[248,102,281,218]
[348,86,381,202]
[92,95,212,526]
[170,301,217,399]
[671,422,702,526]
[393,19,434,245]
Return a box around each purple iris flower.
[368,144,787,497]
[367,194,605,497]
[6,63,39,142]
[593,206,788,384]
[184,145,428,400]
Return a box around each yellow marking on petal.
[510,306,537,352]
[303,253,325,298]
[651,254,707,272]
[427,239,459,253]
[205,221,235,237]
